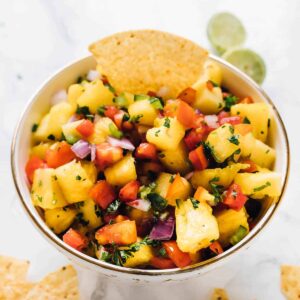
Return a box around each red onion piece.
[149,215,175,241]
[68,114,80,123]
[51,89,67,105]
[157,86,169,98]
[184,172,194,180]
[126,199,151,212]
[90,144,97,162]
[87,70,101,82]
[204,115,219,129]
[107,136,135,151]
[71,140,91,159]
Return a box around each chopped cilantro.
[158,247,167,257]
[149,97,163,109]
[147,193,168,211]
[31,123,38,132]
[76,212,89,226]
[97,105,106,116]
[134,94,149,101]
[104,83,115,94]
[47,134,55,141]
[155,129,160,137]
[253,181,271,192]
[190,197,200,209]
[224,95,238,111]
[139,182,156,199]
[228,135,240,145]
[106,199,121,214]
[130,114,143,123]
[158,152,165,158]
[163,117,171,128]
[76,175,82,181]
[94,205,102,218]
[229,125,234,134]
[209,177,223,204]
[169,175,175,183]
[208,80,219,87]
[176,199,181,208]
[243,117,251,124]
[268,118,271,128]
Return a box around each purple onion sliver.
[149,215,175,241]
[90,144,97,162]
[184,172,194,180]
[71,139,91,159]
[107,136,135,151]
[126,199,151,212]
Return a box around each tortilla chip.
[89,30,208,99]
[211,288,229,300]
[0,256,30,281]
[24,265,79,300]
[281,265,300,300]
[0,280,35,300]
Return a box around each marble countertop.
[1,0,299,299]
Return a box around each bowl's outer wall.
[11,55,289,283]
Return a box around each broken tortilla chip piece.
[0,255,30,282]
[24,265,79,300]
[211,288,229,300]
[281,265,300,300]
[89,30,208,99]
[0,280,35,300]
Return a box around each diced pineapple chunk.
[104,154,137,186]
[62,120,83,144]
[159,142,191,175]
[77,79,114,113]
[55,160,94,203]
[231,103,271,142]
[203,59,222,86]
[192,81,224,114]
[87,117,115,144]
[67,84,85,110]
[34,102,75,142]
[44,207,77,234]
[215,208,249,247]
[78,199,102,229]
[240,133,275,169]
[191,163,249,190]
[31,168,68,209]
[81,161,97,183]
[30,142,53,160]
[123,238,154,268]
[128,99,158,126]
[155,172,173,198]
[146,117,185,150]
[176,199,219,253]
[234,172,282,199]
[207,124,241,163]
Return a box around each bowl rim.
[11,54,290,277]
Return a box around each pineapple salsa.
[26,59,281,269]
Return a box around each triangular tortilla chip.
[211,288,229,300]
[89,30,208,98]
[281,265,300,300]
[0,280,35,300]
[0,255,30,282]
[24,265,79,300]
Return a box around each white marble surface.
[0,0,299,299]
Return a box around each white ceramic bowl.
[11,55,289,283]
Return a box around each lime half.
[207,12,246,54]
[223,48,266,84]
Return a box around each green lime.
[207,12,246,54]
[222,48,266,84]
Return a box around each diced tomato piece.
[177,87,196,104]
[219,116,241,126]
[63,228,88,251]
[103,213,118,224]
[123,121,134,131]
[206,81,214,91]
[150,257,176,269]
[45,141,76,169]
[176,100,196,128]
[192,113,206,129]
[147,91,157,97]
[184,129,206,150]
[240,159,258,173]
[95,143,123,169]
[193,186,206,201]
[189,145,208,170]
[223,183,248,211]
[89,180,116,209]
[135,143,158,160]
[166,174,186,204]
[142,162,163,175]
[113,111,125,129]
[104,106,119,119]
[76,119,94,137]
[163,100,179,117]
[163,241,192,268]
[95,220,137,245]
[239,96,253,104]
[25,156,46,183]
[218,111,230,120]
[209,241,223,255]
[119,180,140,202]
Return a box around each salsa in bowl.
[12,30,289,279]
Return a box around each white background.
[0,0,299,299]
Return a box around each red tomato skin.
[25,156,46,183]
[95,143,123,169]
[209,241,224,255]
[163,241,192,268]
[119,180,140,202]
[63,228,88,251]
[89,180,116,209]
[188,145,208,170]
[104,106,119,119]
[177,87,196,104]
[150,257,176,269]
[184,129,205,150]
[76,119,94,137]
[219,116,241,126]
[176,100,196,128]
[135,143,158,160]
[223,183,248,211]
